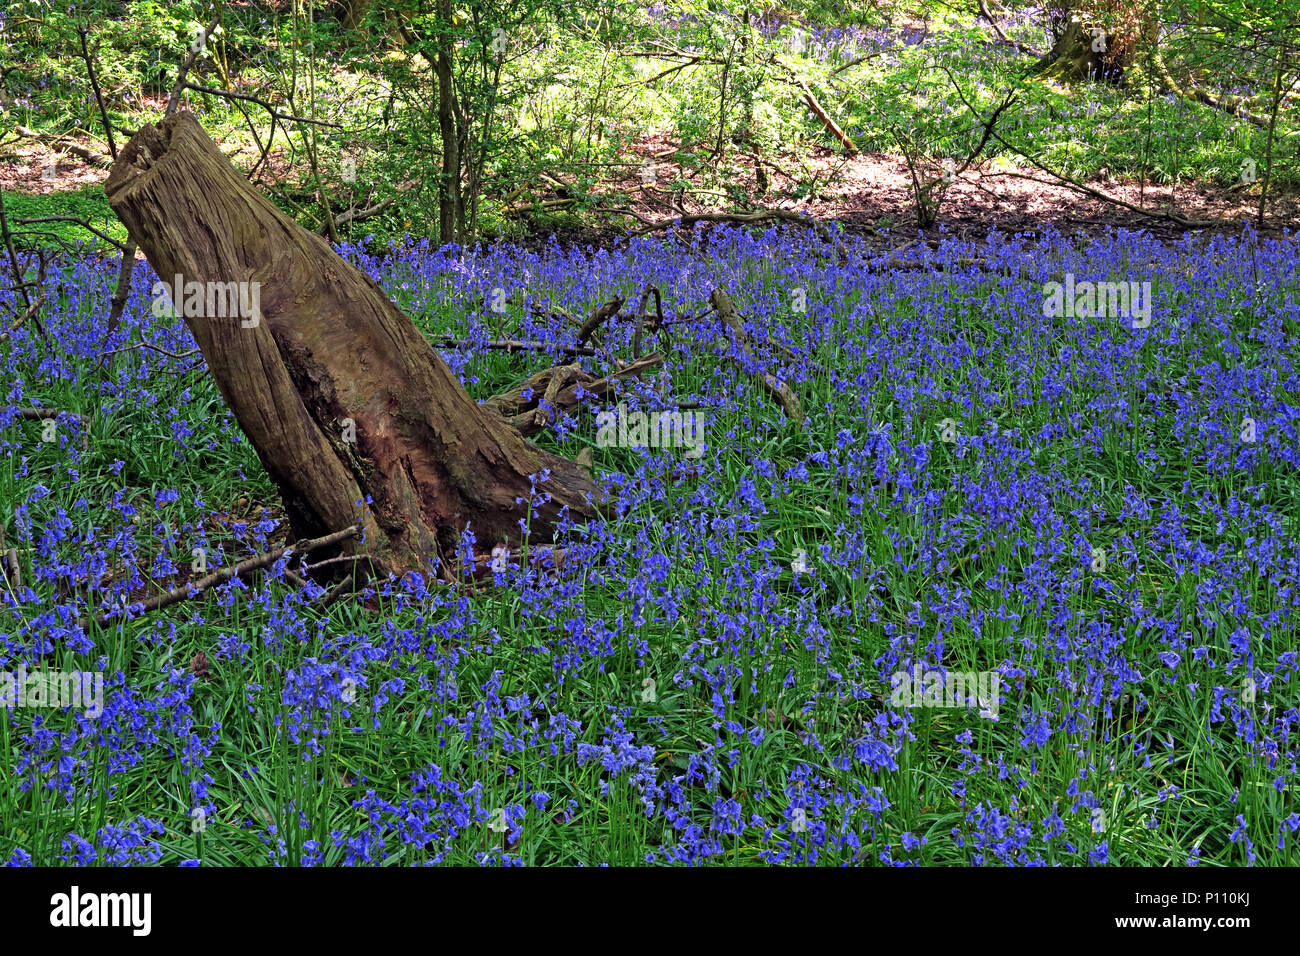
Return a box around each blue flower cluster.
[1,219,1296,865]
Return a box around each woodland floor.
[7,113,1294,255]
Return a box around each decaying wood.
[317,179,420,236]
[13,125,114,169]
[105,112,603,579]
[483,352,664,437]
[576,297,624,346]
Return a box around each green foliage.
[1,0,1295,245]
[0,189,127,251]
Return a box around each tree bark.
[436,0,463,244]
[104,112,602,579]
[1034,17,1122,83]
[1034,3,1129,83]
[336,0,373,31]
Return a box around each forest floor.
[7,117,1295,259]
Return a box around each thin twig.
[166,18,222,115]
[302,552,366,574]
[98,341,201,360]
[182,82,345,129]
[15,217,126,251]
[830,51,886,75]
[77,27,119,160]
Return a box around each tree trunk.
[336,0,373,31]
[436,0,463,245]
[1034,17,1123,83]
[104,112,602,579]
[1035,3,1129,83]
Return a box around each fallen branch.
[302,552,369,574]
[620,44,725,64]
[529,301,579,327]
[772,58,859,156]
[710,288,804,427]
[576,296,624,346]
[484,353,664,437]
[282,567,310,591]
[319,195,395,234]
[84,525,362,628]
[13,125,114,169]
[316,179,419,236]
[432,337,597,357]
[830,51,886,76]
[506,196,577,215]
[976,0,1044,58]
[613,55,704,89]
[0,294,47,345]
[320,572,355,606]
[1153,52,1270,129]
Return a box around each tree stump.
[105,111,602,579]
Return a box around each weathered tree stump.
[105,111,602,579]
